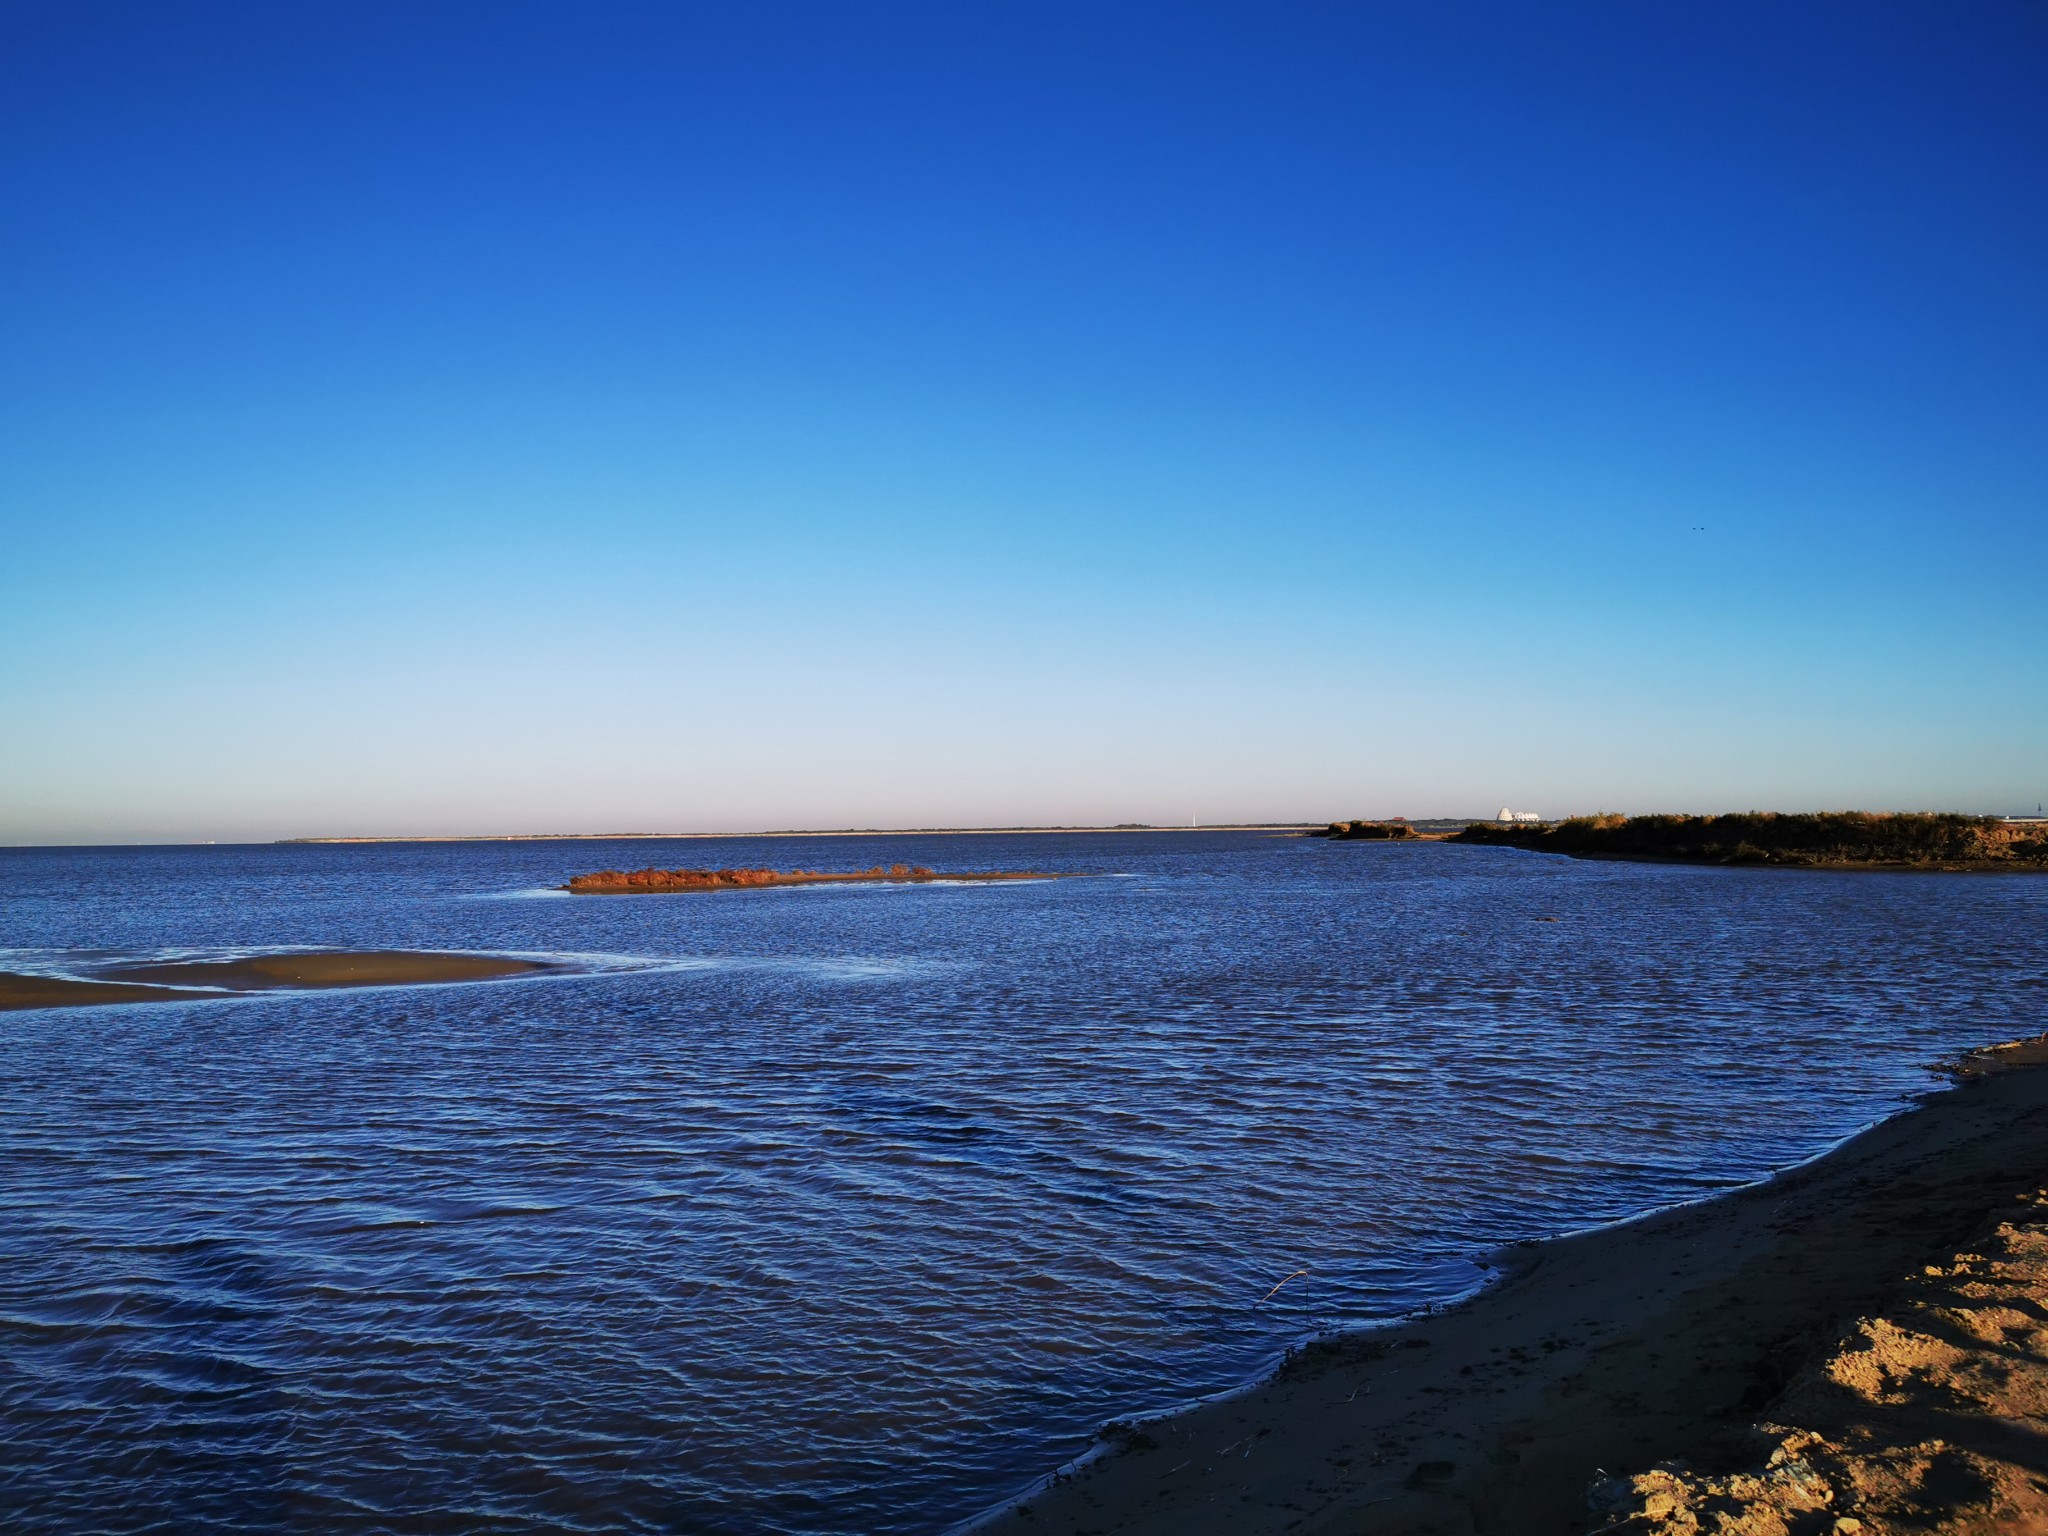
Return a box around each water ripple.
[0,834,2044,1533]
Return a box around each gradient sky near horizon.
[3,1,2045,842]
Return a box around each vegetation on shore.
[1450,811,2048,869]
[562,864,1053,893]
[1313,820,1420,841]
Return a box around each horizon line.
[273,823,1337,844]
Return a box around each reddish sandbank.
[563,864,1056,894]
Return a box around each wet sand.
[0,951,556,1011]
[978,1039,2048,1535]
[0,974,206,1011]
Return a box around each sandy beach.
[977,1040,2048,1535]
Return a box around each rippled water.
[3,834,2044,1533]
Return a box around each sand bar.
[0,974,206,1011]
[0,951,557,1011]
[976,1039,2048,1535]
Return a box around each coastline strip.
[972,1038,2048,1535]
[276,826,1316,844]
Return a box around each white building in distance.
[1497,808,1544,823]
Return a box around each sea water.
[2,833,2043,1533]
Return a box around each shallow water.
[2,833,2043,1534]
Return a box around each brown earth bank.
[563,864,1059,893]
[0,951,557,1011]
[1448,813,2048,871]
[974,1040,2048,1536]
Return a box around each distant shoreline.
[277,825,1320,844]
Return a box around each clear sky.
[3,1,2044,842]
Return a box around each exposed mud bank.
[0,951,560,1011]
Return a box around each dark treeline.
[1450,812,2048,868]
[1314,821,1420,841]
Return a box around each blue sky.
[3,1,2044,841]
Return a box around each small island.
[562,864,1057,894]
[1449,810,2048,870]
